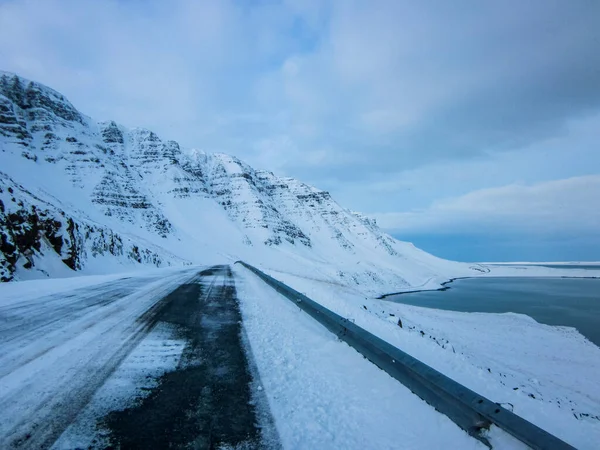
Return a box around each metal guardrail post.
[235,261,576,450]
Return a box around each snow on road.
[0,267,198,448]
[0,266,195,306]
[52,321,188,449]
[234,265,491,450]
[0,265,280,449]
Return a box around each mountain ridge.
[0,71,477,293]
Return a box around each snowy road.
[4,263,586,449]
[0,266,275,449]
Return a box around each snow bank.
[233,265,489,450]
[251,265,600,449]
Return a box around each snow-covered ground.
[0,265,196,305]
[234,265,512,449]
[0,267,199,448]
[249,265,600,449]
[1,261,598,449]
[246,248,600,298]
[482,262,600,266]
[477,263,600,282]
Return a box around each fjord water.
[486,264,600,270]
[387,277,600,347]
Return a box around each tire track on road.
[103,265,278,449]
[0,269,199,449]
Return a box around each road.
[0,265,275,449]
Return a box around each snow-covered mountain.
[0,71,480,293]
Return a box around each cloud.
[251,0,600,179]
[0,0,326,148]
[2,0,599,179]
[374,175,600,237]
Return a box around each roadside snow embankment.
[250,266,600,450]
[233,265,489,450]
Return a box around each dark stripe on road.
[104,265,267,449]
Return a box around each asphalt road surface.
[0,265,276,449]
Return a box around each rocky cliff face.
[0,71,465,290]
[0,172,181,281]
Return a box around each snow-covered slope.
[0,71,480,292]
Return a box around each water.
[386,277,600,347]
[487,264,600,270]
[537,264,600,270]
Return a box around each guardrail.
[235,261,575,450]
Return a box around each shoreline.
[377,273,600,299]
[377,277,465,299]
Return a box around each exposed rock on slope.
[0,172,182,281]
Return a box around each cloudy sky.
[1,0,599,261]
